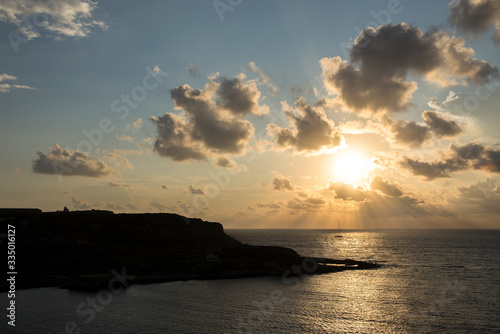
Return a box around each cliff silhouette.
[0,209,379,291]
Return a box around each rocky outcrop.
[0,209,379,292]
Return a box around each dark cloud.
[152,75,266,163]
[321,23,499,115]
[32,144,117,177]
[272,177,294,191]
[188,185,205,195]
[385,117,432,147]
[449,0,500,43]
[151,113,207,161]
[422,110,463,137]
[216,76,267,116]
[215,157,236,168]
[400,158,452,180]
[371,176,403,197]
[401,142,500,180]
[267,98,342,152]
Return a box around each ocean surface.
[2,229,499,333]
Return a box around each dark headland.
[0,208,380,292]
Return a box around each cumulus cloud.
[32,144,117,177]
[449,0,500,43]
[320,23,499,115]
[151,74,267,162]
[383,109,464,147]
[105,153,134,169]
[384,117,432,147]
[215,157,235,168]
[267,98,343,153]
[272,177,294,191]
[0,0,107,40]
[188,185,205,195]
[401,142,500,180]
[422,110,464,137]
[0,73,36,93]
[370,176,403,197]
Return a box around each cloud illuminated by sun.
[332,150,375,186]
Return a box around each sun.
[333,150,372,185]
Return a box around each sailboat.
[334,220,343,238]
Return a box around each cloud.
[116,134,133,142]
[249,62,279,95]
[384,117,432,147]
[320,23,499,115]
[325,180,432,218]
[256,201,281,209]
[326,181,373,201]
[104,153,134,169]
[151,74,267,162]
[150,199,168,212]
[448,179,500,214]
[70,196,124,211]
[287,195,326,213]
[0,73,36,93]
[401,142,500,180]
[188,65,200,78]
[216,75,269,116]
[267,98,343,153]
[272,177,294,191]
[383,109,464,147]
[188,185,205,195]
[422,110,464,137]
[370,176,403,197]
[32,144,117,177]
[108,182,131,188]
[449,0,500,43]
[127,118,143,131]
[0,0,107,40]
[215,157,235,168]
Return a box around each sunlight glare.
[333,151,372,186]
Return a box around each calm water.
[2,229,499,333]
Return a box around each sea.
[2,229,499,334]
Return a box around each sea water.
[2,229,499,333]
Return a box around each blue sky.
[1,0,500,228]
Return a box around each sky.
[1,0,500,229]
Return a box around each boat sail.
[335,220,343,238]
